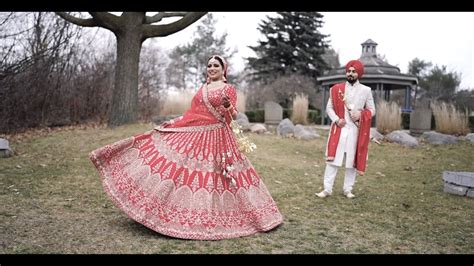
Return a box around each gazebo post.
[404,85,412,111]
[384,84,390,101]
[381,83,386,101]
[372,88,377,128]
[376,83,380,100]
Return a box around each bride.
[89,55,283,240]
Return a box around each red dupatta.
[157,84,237,131]
[354,109,372,175]
[166,85,222,128]
[326,82,372,175]
[326,83,346,161]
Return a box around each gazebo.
[317,39,418,125]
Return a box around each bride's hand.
[159,119,175,127]
[159,121,170,127]
[222,95,231,108]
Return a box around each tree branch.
[88,12,121,32]
[55,12,98,27]
[142,12,206,39]
[145,12,187,24]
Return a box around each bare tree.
[55,12,206,127]
[165,46,190,90]
[138,44,167,122]
[0,12,85,133]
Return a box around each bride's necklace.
[207,80,226,91]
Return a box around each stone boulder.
[421,131,459,145]
[277,118,295,137]
[464,133,474,142]
[385,130,419,147]
[294,125,319,140]
[250,123,267,134]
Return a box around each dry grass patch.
[431,101,470,135]
[291,93,308,125]
[376,99,402,134]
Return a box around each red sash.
[354,109,372,175]
[326,83,346,161]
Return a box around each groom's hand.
[350,110,361,121]
[336,118,346,127]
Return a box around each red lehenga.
[90,83,283,240]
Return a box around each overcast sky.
[155,12,474,90]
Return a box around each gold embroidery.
[90,131,283,240]
[203,83,228,123]
[151,132,252,174]
[155,123,223,132]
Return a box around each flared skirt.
[90,126,283,240]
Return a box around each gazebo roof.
[317,39,418,87]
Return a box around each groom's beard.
[346,75,357,85]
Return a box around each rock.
[250,124,267,134]
[385,130,419,147]
[277,118,295,137]
[421,131,459,145]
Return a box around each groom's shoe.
[344,191,355,199]
[316,190,331,198]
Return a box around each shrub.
[469,116,474,132]
[307,109,321,124]
[401,112,410,129]
[291,94,309,125]
[245,109,265,123]
[283,109,292,119]
[376,99,402,134]
[431,101,470,135]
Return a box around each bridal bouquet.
[229,115,257,153]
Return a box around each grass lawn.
[1,123,473,254]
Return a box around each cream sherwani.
[325,80,376,168]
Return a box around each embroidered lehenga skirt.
[90,121,283,240]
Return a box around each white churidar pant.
[323,163,356,194]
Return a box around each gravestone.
[442,171,474,198]
[264,101,282,125]
[0,138,14,158]
[410,99,432,136]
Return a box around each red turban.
[345,60,364,78]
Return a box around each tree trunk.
[108,17,143,127]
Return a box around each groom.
[316,60,376,199]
